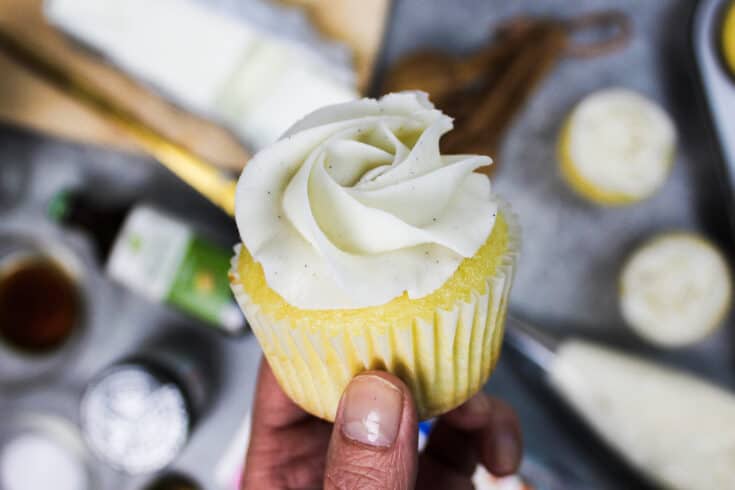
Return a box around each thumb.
[324,372,418,490]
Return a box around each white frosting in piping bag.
[235,92,497,309]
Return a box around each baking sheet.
[1,1,734,489]
[377,0,734,487]
[377,0,734,377]
[693,0,735,234]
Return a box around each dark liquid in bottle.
[144,473,201,490]
[0,258,80,354]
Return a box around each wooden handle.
[440,22,568,165]
[0,28,238,216]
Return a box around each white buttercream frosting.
[235,91,497,309]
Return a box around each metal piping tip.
[504,316,560,373]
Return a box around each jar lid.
[0,413,95,490]
[80,364,190,474]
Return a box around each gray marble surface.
[0,0,733,489]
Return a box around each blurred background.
[1,0,734,489]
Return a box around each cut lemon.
[722,1,735,76]
[723,1,735,76]
[559,88,676,206]
[620,233,732,347]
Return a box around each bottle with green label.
[48,190,246,335]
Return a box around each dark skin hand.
[242,359,523,489]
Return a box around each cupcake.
[230,92,519,420]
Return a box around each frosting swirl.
[235,92,497,309]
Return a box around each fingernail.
[491,428,521,474]
[341,374,403,448]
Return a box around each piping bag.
[4,24,735,490]
[505,317,735,490]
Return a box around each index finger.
[242,359,332,489]
[251,358,312,430]
[420,392,522,481]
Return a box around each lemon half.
[723,1,735,76]
[559,89,676,206]
[620,233,732,347]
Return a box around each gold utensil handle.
[0,28,238,216]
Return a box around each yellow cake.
[230,92,519,420]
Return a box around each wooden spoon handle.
[441,22,567,165]
[0,27,237,216]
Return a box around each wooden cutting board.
[281,0,391,91]
[0,0,390,171]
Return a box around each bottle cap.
[144,473,201,490]
[47,190,73,223]
[0,413,96,490]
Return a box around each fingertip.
[348,371,419,425]
[325,371,419,489]
[483,427,522,476]
[256,357,282,393]
[459,392,493,415]
[481,400,522,476]
[252,358,311,428]
[354,371,415,402]
[441,392,493,429]
[442,394,523,476]
[339,373,404,447]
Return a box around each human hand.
[242,359,522,489]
